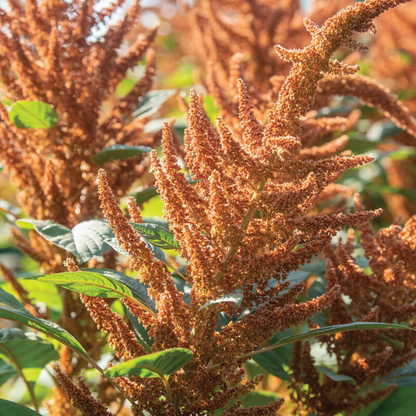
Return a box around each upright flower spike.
[236,78,264,156]
[55,367,115,416]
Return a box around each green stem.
[0,345,39,412]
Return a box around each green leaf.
[0,306,89,361]
[0,286,25,310]
[0,198,21,217]
[0,359,17,386]
[200,293,244,311]
[0,328,59,389]
[9,101,58,129]
[85,268,155,313]
[379,358,416,387]
[130,223,180,251]
[239,390,282,408]
[0,399,42,415]
[133,89,176,119]
[16,219,113,263]
[363,387,416,415]
[105,236,166,262]
[105,348,193,379]
[316,366,357,385]
[23,271,133,299]
[92,145,151,165]
[251,330,293,381]
[246,322,415,360]
[130,186,159,205]
[126,308,154,353]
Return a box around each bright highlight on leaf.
[316,366,357,385]
[9,101,58,129]
[133,89,176,119]
[16,219,113,263]
[105,348,193,379]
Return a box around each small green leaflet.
[92,144,151,165]
[105,236,166,262]
[133,89,176,119]
[9,101,58,129]
[130,222,180,251]
[0,399,42,415]
[16,219,113,263]
[105,348,193,379]
[200,293,244,310]
[316,366,357,385]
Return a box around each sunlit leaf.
[105,348,193,379]
[9,101,58,129]
[0,328,59,389]
[16,219,113,263]
[0,307,89,360]
[130,223,180,251]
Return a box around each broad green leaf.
[0,328,59,389]
[200,293,243,311]
[106,236,166,262]
[24,271,133,299]
[246,322,415,360]
[92,145,151,165]
[133,89,176,119]
[0,399,42,415]
[362,386,416,415]
[0,286,25,310]
[130,223,180,251]
[105,348,193,379]
[85,268,155,312]
[0,306,89,360]
[379,358,416,387]
[9,101,58,129]
[252,329,293,381]
[16,219,113,263]
[316,366,357,385]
